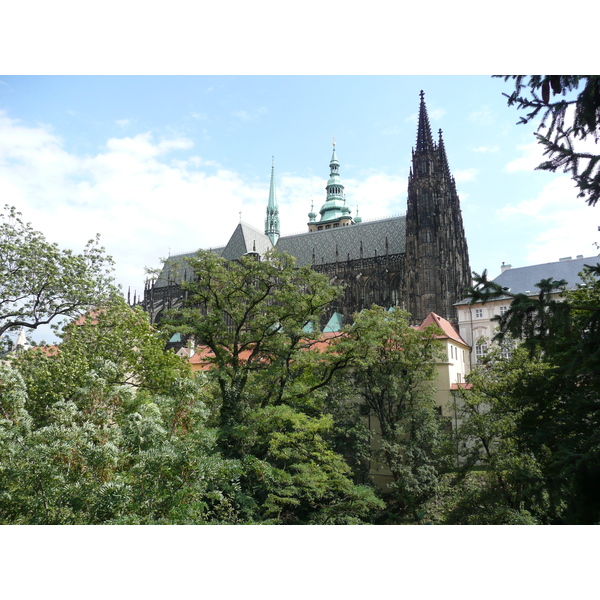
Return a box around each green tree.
[1,357,246,524]
[497,75,600,206]
[449,348,552,524]
[164,249,349,456]
[0,205,115,338]
[13,295,190,427]
[335,306,450,523]
[162,249,383,523]
[454,265,600,524]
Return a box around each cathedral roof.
[221,222,273,260]
[154,214,407,288]
[275,215,406,267]
[153,222,273,288]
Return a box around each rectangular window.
[499,305,508,315]
[475,342,487,363]
[475,308,483,319]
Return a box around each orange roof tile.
[417,312,469,347]
[450,382,473,390]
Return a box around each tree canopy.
[0,205,115,338]
[497,75,600,206]
[335,307,451,522]
[452,264,600,523]
[160,249,385,523]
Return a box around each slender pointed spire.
[438,129,452,179]
[264,156,280,245]
[308,198,316,223]
[415,90,435,153]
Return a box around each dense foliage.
[5,205,599,523]
[450,264,600,524]
[335,307,451,523]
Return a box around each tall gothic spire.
[405,90,471,325]
[265,157,280,245]
[415,90,435,153]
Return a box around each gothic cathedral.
[142,92,471,327]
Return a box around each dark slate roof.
[154,216,406,287]
[455,254,600,304]
[275,216,406,267]
[221,222,273,260]
[154,224,271,288]
[153,253,197,288]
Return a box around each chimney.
[501,262,512,273]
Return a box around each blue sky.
[1,75,598,341]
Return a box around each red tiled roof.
[450,382,473,390]
[187,331,343,371]
[416,312,469,347]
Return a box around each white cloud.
[472,145,499,153]
[0,117,261,299]
[348,174,406,217]
[468,107,496,126]
[498,175,599,264]
[116,118,132,128]
[505,141,544,172]
[454,168,479,182]
[232,107,267,122]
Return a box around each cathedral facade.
[142,92,471,328]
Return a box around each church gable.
[221,222,273,260]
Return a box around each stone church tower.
[404,91,471,322]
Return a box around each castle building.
[455,254,600,366]
[143,92,471,329]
